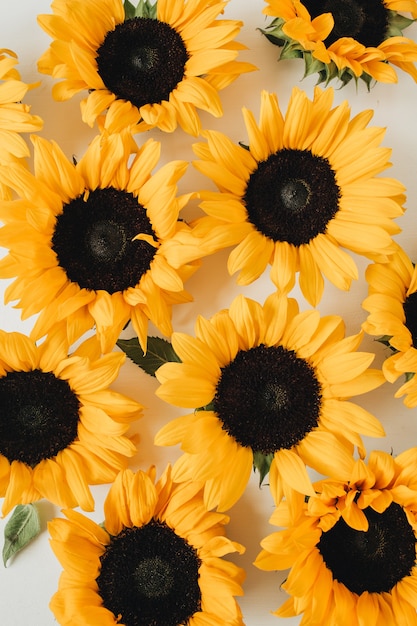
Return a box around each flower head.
[255,449,417,625]
[191,88,404,306]
[0,49,43,198]
[261,0,417,87]
[37,0,256,136]
[362,246,417,407]
[0,131,200,353]
[49,465,245,626]
[0,327,143,517]
[155,292,385,511]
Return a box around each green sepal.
[302,51,328,79]
[279,41,305,61]
[387,10,415,37]
[123,0,157,20]
[405,371,415,382]
[117,335,181,377]
[3,504,41,567]
[258,17,287,48]
[358,70,375,91]
[123,0,136,18]
[376,334,395,349]
[261,15,383,90]
[195,401,215,413]
[261,32,286,47]
[253,451,274,486]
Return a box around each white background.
[1,0,417,624]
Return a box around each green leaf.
[253,451,274,486]
[117,335,181,376]
[3,504,41,567]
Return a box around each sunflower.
[362,245,417,407]
[0,48,43,198]
[154,292,385,512]
[255,448,417,625]
[36,0,256,136]
[191,88,404,306]
[49,465,245,626]
[0,326,143,518]
[0,130,201,353]
[261,0,417,87]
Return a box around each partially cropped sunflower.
[0,327,142,518]
[362,246,417,407]
[191,88,404,306]
[255,449,417,625]
[37,0,256,136]
[261,0,417,87]
[155,292,385,511]
[0,49,43,198]
[49,465,245,626]
[0,131,200,353]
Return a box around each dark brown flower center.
[244,149,340,246]
[52,187,157,293]
[213,344,322,454]
[0,369,80,466]
[404,291,417,348]
[96,17,189,108]
[318,502,416,594]
[97,519,201,626]
[302,0,389,47]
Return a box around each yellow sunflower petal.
[298,243,325,306]
[270,241,297,294]
[204,442,253,511]
[274,449,315,496]
[297,431,355,479]
[322,399,385,438]
[32,459,76,509]
[56,448,95,512]
[228,230,274,284]
[228,294,265,348]
[341,501,368,531]
[156,367,216,407]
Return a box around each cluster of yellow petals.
[302,449,417,532]
[256,449,417,625]
[0,130,200,354]
[264,0,417,83]
[363,246,417,406]
[49,465,246,626]
[155,292,386,512]
[0,49,43,198]
[0,328,143,517]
